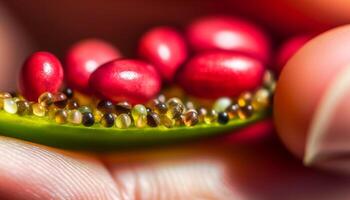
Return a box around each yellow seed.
[238,92,252,107]
[166,97,183,108]
[183,109,199,127]
[48,105,59,119]
[204,109,218,125]
[132,104,147,128]
[67,110,83,125]
[115,113,131,128]
[0,92,12,109]
[55,110,68,124]
[166,104,184,119]
[38,92,54,107]
[252,88,270,111]
[93,109,103,123]
[3,98,18,114]
[226,103,239,119]
[160,115,174,128]
[32,103,46,117]
[197,107,207,123]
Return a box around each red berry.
[274,35,312,75]
[138,26,187,82]
[177,51,264,99]
[186,16,270,63]
[65,39,121,94]
[19,52,64,101]
[89,59,161,104]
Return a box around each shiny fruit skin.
[89,59,161,104]
[186,16,270,63]
[138,26,187,82]
[19,51,64,101]
[177,51,264,99]
[65,39,121,94]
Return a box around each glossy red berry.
[19,52,64,101]
[65,39,121,94]
[186,16,270,63]
[177,51,264,99]
[138,26,187,82]
[89,59,161,104]
[274,35,312,75]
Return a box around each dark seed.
[16,100,31,115]
[217,112,229,124]
[97,100,114,113]
[67,100,79,109]
[63,88,74,99]
[101,113,115,127]
[226,103,239,119]
[82,112,95,127]
[238,104,254,119]
[53,93,68,108]
[115,101,131,115]
[147,112,161,127]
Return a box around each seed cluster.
[0,71,275,128]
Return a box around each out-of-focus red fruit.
[19,52,64,101]
[65,39,121,94]
[138,27,187,82]
[274,35,312,75]
[89,59,161,104]
[177,51,265,99]
[186,16,271,63]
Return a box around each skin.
[2,1,350,199]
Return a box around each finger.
[0,136,122,199]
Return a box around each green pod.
[0,110,269,150]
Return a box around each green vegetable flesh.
[0,110,268,150]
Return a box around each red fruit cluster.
[19,15,308,103]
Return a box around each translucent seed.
[157,94,166,102]
[97,100,114,113]
[115,113,131,128]
[32,103,46,117]
[67,110,82,125]
[55,109,68,124]
[204,109,218,125]
[226,103,239,119]
[197,107,207,123]
[93,109,103,123]
[38,92,54,107]
[132,104,148,128]
[16,100,31,115]
[147,112,161,127]
[53,92,68,109]
[166,104,184,119]
[82,112,95,127]
[100,113,115,127]
[217,112,229,124]
[67,100,79,109]
[78,106,92,114]
[12,97,21,102]
[48,105,59,119]
[238,104,254,119]
[153,101,168,114]
[160,115,174,128]
[238,92,252,107]
[213,97,232,112]
[63,88,74,99]
[252,88,270,111]
[0,92,12,109]
[115,101,132,115]
[263,70,275,90]
[166,97,183,108]
[4,98,18,114]
[185,101,195,110]
[183,109,199,127]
